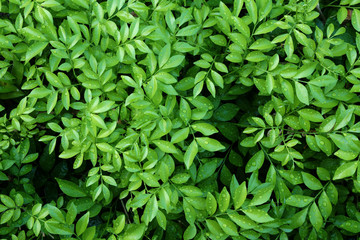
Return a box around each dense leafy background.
[1,0,360,239]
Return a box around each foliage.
[1,0,360,239]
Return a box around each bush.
[1,0,360,239]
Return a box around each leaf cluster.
[1,0,360,239]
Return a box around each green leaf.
[0,35,14,49]
[73,0,89,9]
[0,195,15,208]
[91,114,107,129]
[1,209,14,224]
[184,140,198,169]
[197,160,217,182]
[340,220,360,233]
[319,116,336,133]
[233,17,250,37]
[281,80,294,104]
[142,195,158,225]
[318,191,332,220]
[211,70,224,88]
[102,175,117,186]
[352,9,360,31]
[295,82,309,105]
[337,7,348,24]
[179,98,191,124]
[214,62,228,73]
[210,35,227,46]
[122,223,146,240]
[153,140,178,154]
[206,219,225,238]
[309,75,337,87]
[183,200,196,224]
[246,51,267,62]
[334,109,353,130]
[233,182,247,210]
[245,0,257,24]
[176,24,201,37]
[96,143,114,153]
[315,135,332,156]
[216,217,238,236]
[183,224,197,240]
[92,101,115,113]
[266,73,274,94]
[286,195,314,207]
[249,183,273,206]
[196,137,225,152]
[47,205,65,223]
[245,150,264,173]
[26,42,48,63]
[206,192,217,215]
[219,187,230,213]
[298,109,324,122]
[242,208,274,223]
[309,203,323,232]
[301,172,323,190]
[47,91,58,114]
[179,186,203,197]
[76,212,89,235]
[113,215,125,234]
[156,210,166,230]
[45,220,74,235]
[59,148,80,159]
[255,20,277,35]
[191,123,218,136]
[162,55,185,69]
[228,212,257,229]
[214,103,239,121]
[66,203,77,225]
[45,72,63,88]
[56,178,87,198]
[29,87,52,98]
[171,128,189,143]
[284,35,294,57]
[294,63,317,79]
[333,161,358,180]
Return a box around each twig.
[317,4,326,23]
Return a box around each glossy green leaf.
[56,178,87,198]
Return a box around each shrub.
[1,0,360,239]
